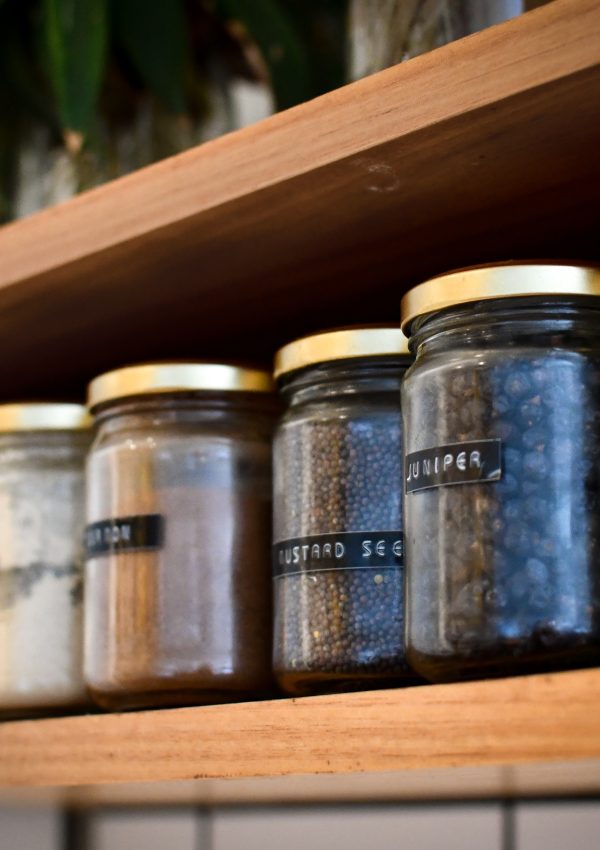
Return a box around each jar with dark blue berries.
[272,327,415,695]
[401,263,600,682]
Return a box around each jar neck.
[93,392,279,430]
[279,357,410,406]
[409,298,600,357]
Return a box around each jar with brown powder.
[84,363,277,709]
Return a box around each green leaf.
[0,61,21,223]
[214,0,312,110]
[2,30,58,130]
[43,0,107,144]
[113,0,188,114]
[281,0,348,97]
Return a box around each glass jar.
[85,363,277,709]
[401,263,600,682]
[0,404,90,715]
[273,328,415,695]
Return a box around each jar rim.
[274,327,410,379]
[87,363,274,411]
[401,262,600,335]
[0,403,91,432]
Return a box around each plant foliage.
[0,0,348,220]
[43,0,108,145]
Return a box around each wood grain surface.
[0,0,597,398]
[3,761,600,807]
[1,670,600,792]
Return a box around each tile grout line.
[62,807,90,850]
[502,799,516,850]
[197,806,214,850]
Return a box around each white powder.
[0,432,88,711]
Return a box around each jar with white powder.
[0,404,91,715]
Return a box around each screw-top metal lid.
[274,327,410,379]
[87,363,274,410]
[401,263,600,334]
[0,403,91,432]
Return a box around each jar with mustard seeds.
[272,328,415,695]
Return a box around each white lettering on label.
[470,450,481,468]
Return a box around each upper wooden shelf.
[1,669,600,805]
[0,0,597,399]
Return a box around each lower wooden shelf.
[1,668,600,804]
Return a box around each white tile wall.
[211,805,504,850]
[85,809,204,850]
[515,801,600,850]
[0,806,62,850]
[4,799,600,849]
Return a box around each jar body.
[84,395,276,709]
[0,431,89,714]
[273,359,413,695]
[403,299,600,682]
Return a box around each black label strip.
[273,530,403,579]
[405,439,502,493]
[85,514,165,558]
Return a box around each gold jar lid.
[0,403,91,432]
[274,327,410,379]
[401,263,600,333]
[88,363,274,410]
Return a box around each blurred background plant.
[0,0,549,223]
[0,0,348,221]
[348,0,550,81]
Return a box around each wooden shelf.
[0,0,599,808]
[0,0,597,399]
[1,670,600,804]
